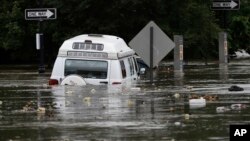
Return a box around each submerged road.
[0,60,250,141]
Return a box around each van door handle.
[100,81,108,84]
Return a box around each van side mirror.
[139,68,146,75]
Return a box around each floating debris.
[102,104,107,109]
[51,102,58,108]
[166,107,175,112]
[21,101,36,112]
[131,87,141,91]
[65,90,74,95]
[173,93,180,99]
[83,97,91,102]
[185,85,193,90]
[190,104,206,109]
[174,122,181,126]
[203,95,219,101]
[231,104,247,110]
[136,99,145,105]
[189,94,200,99]
[95,116,104,120]
[235,49,250,59]
[37,107,46,114]
[42,84,49,88]
[189,97,206,105]
[127,100,134,107]
[216,106,231,113]
[65,101,71,106]
[189,94,219,102]
[228,85,244,91]
[83,97,91,106]
[184,114,190,120]
[189,97,206,109]
[90,88,96,94]
[216,104,247,113]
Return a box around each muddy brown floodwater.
[1,60,250,141]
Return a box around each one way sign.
[25,8,57,20]
[211,0,240,10]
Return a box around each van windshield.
[65,59,108,79]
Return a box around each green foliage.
[0,0,249,63]
[229,16,250,51]
[228,0,250,53]
[0,1,24,50]
[183,1,220,61]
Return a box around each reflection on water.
[1,61,250,140]
[219,64,229,83]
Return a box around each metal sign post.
[219,32,228,64]
[38,33,45,73]
[150,27,154,84]
[25,1,57,73]
[174,35,184,72]
[211,1,239,64]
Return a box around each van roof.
[58,34,135,59]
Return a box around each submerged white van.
[49,34,140,85]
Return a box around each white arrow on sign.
[213,1,238,9]
[46,10,54,18]
[27,9,54,18]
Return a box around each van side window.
[128,57,135,75]
[133,57,139,73]
[120,60,126,78]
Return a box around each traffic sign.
[25,8,57,20]
[211,0,240,10]
[129,21,175,68]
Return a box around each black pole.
[38,0,45,73]
[150,26,154,84]
[39,33,45,73]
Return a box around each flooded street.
[1,60,250,141]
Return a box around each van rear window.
[65,59,108,79]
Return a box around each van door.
[119,59,128,84]
[132,56,139,76]
[128,57,138,81]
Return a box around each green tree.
[0,0,38,63]
[0,0,249,64]
[0,1,24,50]
[161,0,220,62]
[228,0,250,53]
[184,1,220,63]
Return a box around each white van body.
[49,34,139,85]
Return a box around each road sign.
[211,0,240,10]
[129,21,175,68]
[25,8,57,20]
